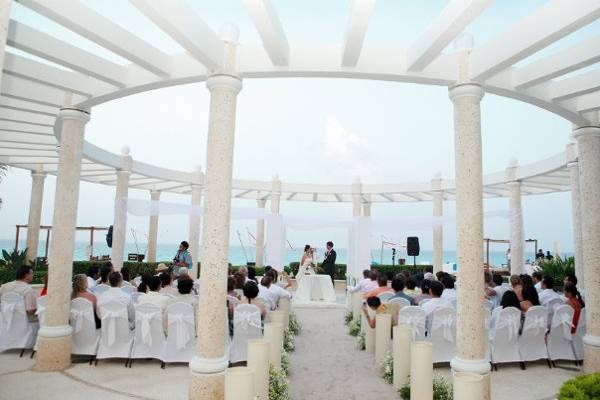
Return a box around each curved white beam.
[243,0,289,66]
[341,0,375,67]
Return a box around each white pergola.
[1,0,599,398]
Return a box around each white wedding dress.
[296,253,316,283]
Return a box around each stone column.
[35,107,89,371]
[0,1,12,90]
[506,159,524,275]
[352,178,362,217]
[189,26,242,400]
[448,54,490,388]
[270,176,282,214]
[362,201,371,217]
[189,179,203,279]
[146,190,161,263]
[566,143,584,287]
[255,198,266,268]
[572,124,600,373]
[110,148,132,271]
[432,174,443,274]
[25,170,46,264]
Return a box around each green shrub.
[399,375,453,400]
[269,364,290,400]
[288,262,432,280]
[558,372,600,399]
[344,311,354,326]
[348,318,361,336]
[535,256,575,290]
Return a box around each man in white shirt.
[538,276,563,306]
[258,276,278,310]
[86,265,99,290]
[439,276,457,306]
[0,265,38,320]
[489,274,509,308]
[532,271,543,293]
[421,281,446,316]
[138,276,170,313]
[97,271,135,321]
[348,269,372,293]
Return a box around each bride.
[296,244,316,282]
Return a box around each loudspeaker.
[106,225,113,248]
[407,236,420,256]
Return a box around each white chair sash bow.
[525,315,547,337]
[168,313,195,350]
[496,316,519,342]
[432,314,454,342]
[103,308,128,347]
[400,315,425,340]
[70,308,93,334]
[552,312,574,341]
[36,304,46,325]
[1,302,18,331]
[137,310,161,346]
[234,309,262,331]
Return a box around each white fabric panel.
[266,214,286,271]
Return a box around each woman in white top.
[296,245,316,282]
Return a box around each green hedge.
[288,262,432,280]
[558,372,600,399]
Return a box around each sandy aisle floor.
[288,306,398,400]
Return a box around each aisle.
[288,306,398,400]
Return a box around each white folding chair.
[70,298,100,360]
[96,302,133,364]
[572,308,585,362]
[519,306,549,366]
[547,305,576,364]
[429,306,456,363]
[230,304,262,363]
[484,299,494,315]
[398,306,426,341]
[377,292,394,303]
[163,302,196,364]
[131,303,166,366]
[36,295,47,326]
[545,297,565,330]
[389,297,411,311]
[490,307,522,369]
[0,293,37,355]
[130,292,145,304]
[419,298,431,307]
[92,284,110,296]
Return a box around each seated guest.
[364,274,394,299]
[258,276,277,310]
[267,269,292,290]
[240,281,267,318]
[509,274,522,300]
[72,273,100,328]
[233,271,246,292]
[421,280,445,316]
[538,276,562,306]
[413,279,432,305]
[265,270,292,306]
[423,272,435,281]
[86,265,100,289]
[0,265,37,319]
[361,270,378,294]
[238,266,250,283]
[137,275,170,314]
[520,274,534,289]
[159,272,179,296]
[500,290,521,309]
[390,277,415,305]
[169,276,197,306]
[362,296,397,329]
[435,271,445,282]
[121,266,132,286]
[155,263,169,276]
[97,272,134,321]
[404,276,419,297]
[489,274,508,308]
[137,273,152,293]
[532,271,543,293]
[564,283,585,333]
[226,276,239,315]
[519,284,540,312]
[440,275,456,305]
[564,274,578,287]
[247,266,258,283]
[92,265,113,294]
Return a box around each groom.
[322,241,337,284]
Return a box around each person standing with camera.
[173,241,193,276]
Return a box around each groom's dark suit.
[322,248,337,284]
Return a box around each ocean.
[0,239,550,267]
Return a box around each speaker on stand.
[406,236,420,268]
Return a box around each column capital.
[31,170,47,179]
[271,176,282,195]
[57,107,90,123]
[567,161,579,170]
[150,190,161,200]
[431,174,442,191]
[572,125,600,140]
[206,74,242,93]
[257,198,266,208]
[116,168,131,178]
[448,83,484,102]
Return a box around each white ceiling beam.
[561,90,600,113]
[4,52,115,97]
[550,69,600,101]
[7,21,128,87]
[0,120,52,135]
[0,131,56,145]
[514,35,600,89]
[0,141,56,151]
[407,0,492,71]
[0,108,55,126]
[130,0,223,70]
[243,0,289,66]
[17,0,171,77]
[341,0,375,67]
[0,96,58,116]
[470,0,600,81]
[1,74,85,107]
[380,193,394,202]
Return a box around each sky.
[1,0,598,254]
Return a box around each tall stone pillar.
[352,178,362,217]
[573,124,600,373]
[110,148,132,271]
[146,190,161,263]
[189,26,242,400]
[432,174,443,274]
[566,143,584,288]
[270,176,282,214]
[506,160,524,275]
[25,170,46,264]
[362,201,371,217]
[35,107,90,371]
[255,198,266,268]
[189,177,203,279]
[0,1,12,90]
[448,41,490,396]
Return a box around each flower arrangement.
[269,364,290,400]
[288,312,301,335]
[399,374,453,400]
[356,331,366,350]
[283,328,295,353]
[344,311,354,325]
[281,350,290,376]
[379,351,394,384]
[348,318,361,336]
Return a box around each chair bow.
[432,314,454,343]
[1,302,18,331]
[137,310,161,346]
[36,304,46,325]
[103,308,128,347]
[399,315,425,340]
[234,309,262,331]
[496,316,519,342]
[70,308,93,334]
[552,312,574,341]
[168,313,195,350]
[525,315,547,337]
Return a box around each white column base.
[38,324,73,338]
[450,356,491,375]
[189,354,229,374]
[583,334,600,347]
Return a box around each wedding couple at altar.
[294,241,338,304]
[297,241,337,283]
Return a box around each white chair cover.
[131,303,166,360]
[70,298,100,356]
[121,285,134,295]
[36,295,47,326]
[163,302,196,363]
[398,306,426,341]
[378,292,394,303]
[0,293,36,351]
[230,304,262,363]
[490,307,522,365]
[92,284,110,296]
[519,306,548,362]
[484,299,494,315]
[388,297,411,310]
[546,297,565,329]
[572,308,585,361]
[96,302,133,360]
[429,306,456,363]
[547,305,576,361]
[130,292,145,304]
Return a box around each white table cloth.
[294,275,336,303]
